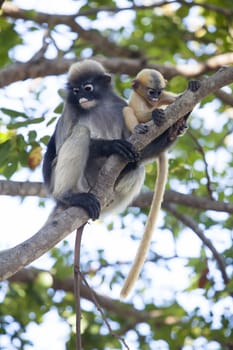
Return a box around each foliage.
[0,0,233,349]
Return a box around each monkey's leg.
[120,152,168,298]
[61,192,100,220]
[101,165,145,216]
[53,125,100,219]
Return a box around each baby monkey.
[121,68,199,298]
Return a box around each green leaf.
[1,108,28,119]
[7,117,45,129]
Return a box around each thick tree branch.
[1,54,233,88]
[0,66,233,282]
[0,180,47,197]
[133,190,233,214]
[1,180,233,214]
[1,2,233,89]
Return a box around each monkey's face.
[145,87,163,102]
[72,82,98,110]
[133,79,163,106]
[67,73,111,111]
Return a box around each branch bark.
[0,180,47,197]
[1,180,233,214]
[0,66,233,282]
[133,190,233,214]
[1,54,233,88]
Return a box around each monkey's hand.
[188,80,201,92]
[134,123,149,134]
[152,109,166,126]
[90,139,139,162]
[60,191,101,220]
[109,140,139,162]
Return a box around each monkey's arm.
[42,133,56,190]
[89,138,138,162]
[159,80,199,107]
[123,106,152,134]
[158,91,177,106]
[123,106,140,133]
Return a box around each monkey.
[43,59,146,220]
[42,60,199,299]
[123,68,190,135]
[120,68,200,298]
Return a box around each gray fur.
[47,60,145,216]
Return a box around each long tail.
[120,152,168,298]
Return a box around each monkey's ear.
[98,73,111,86]
[103,73,111,83]
[132,79,139,90]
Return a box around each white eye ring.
[84,84,94,92]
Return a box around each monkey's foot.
[152,109,166,126]
[188,80,201,92]
[168,118,188,141]
[61,192,101,220]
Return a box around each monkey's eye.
[84,84,94,92]
[73,87,80,95]
[148,88,155,95]
[148,88,162,98]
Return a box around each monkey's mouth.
[148,97,159,106]
[79,98,97,109]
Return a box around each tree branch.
[133,190,233,214]
[178,0,233,17]
[0,66,233,282]
[165,203,229,287]
[1,180,233,214]
[1,54,233,88]
[187,130,214,199]
[215,89,233,106]
[0,180,47,197]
